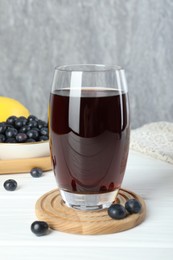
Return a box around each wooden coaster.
[35,188,146,235]
[0,156,52,174]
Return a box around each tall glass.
[49,64,130,210]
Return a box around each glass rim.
[55,64,124,72]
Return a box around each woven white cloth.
[130,122,173,164]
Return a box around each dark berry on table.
[108,204,127,220]
[31,221,49,236]
[5,138,16,143]
[40,127,48,136]
[0,134,6,142]
[28,115,38,122]
[30,167,43,177]
[0,123,7,134]
[27,120,38,128]
[26,138,36,142]
[6,116,17,125]
[19,125,31,133]
[16,133,28,143]
[38,135,49,141]
[125,199,142,214]
[26,129,39,140]
[5,128,18,138]
[3,179,17,191]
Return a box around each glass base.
[60,189,119,211]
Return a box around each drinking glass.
[49,64,130,210]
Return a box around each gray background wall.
[0,0,173,128]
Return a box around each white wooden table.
[0,151,173,260]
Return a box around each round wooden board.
[35,188,146,235]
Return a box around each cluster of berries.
[108,199,142,219]
[0,115,48,143]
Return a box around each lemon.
[0,96,30,122]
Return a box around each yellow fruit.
[0,96,30,122]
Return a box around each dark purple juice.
[49,88,130,194]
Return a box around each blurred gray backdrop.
[0,0,173,128]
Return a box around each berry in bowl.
[0,115,50,160]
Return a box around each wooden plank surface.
[0,151,173,260]
[0,156,52,174]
